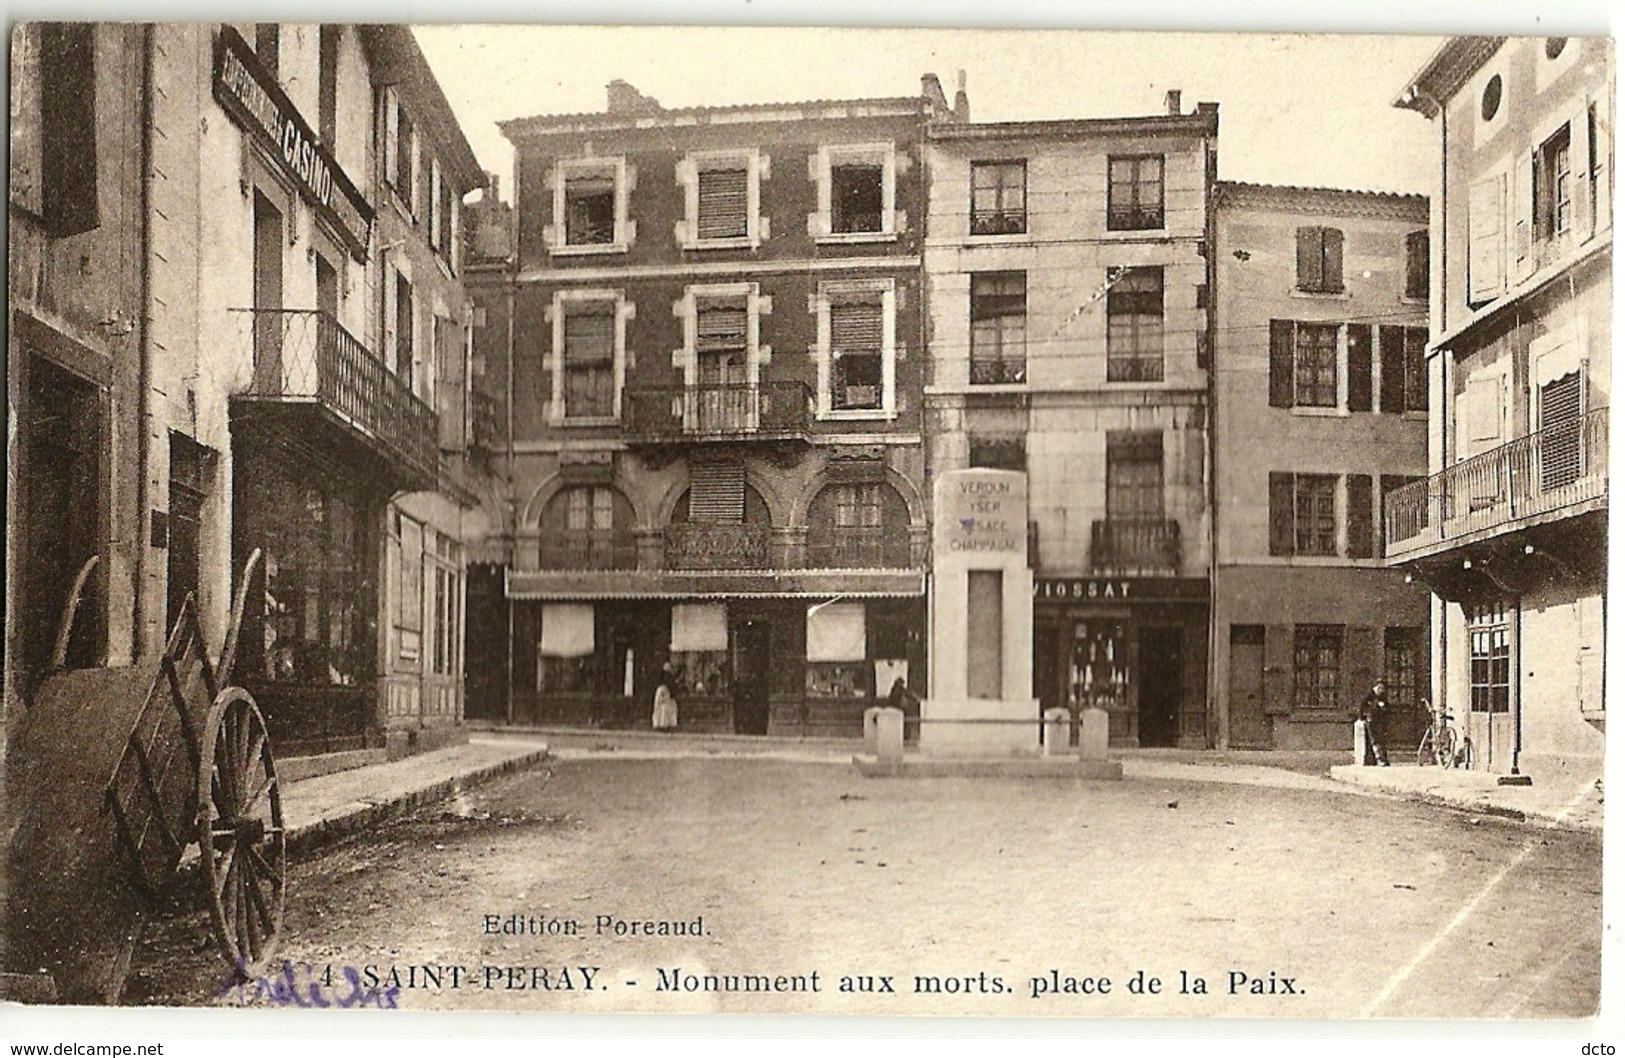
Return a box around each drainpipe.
[504,257,517,726]
[134,23,156,662]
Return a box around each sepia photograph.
[1,3,1615,1041]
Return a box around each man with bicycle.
[1359,681,1391,766]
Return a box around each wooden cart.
[98,548,286,976]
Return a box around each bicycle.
[1416,703,1472,769]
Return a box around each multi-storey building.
[1390,36,1610,784]
[922,91,1218,748]
[1210,182,1433,750]
[467,77,965,735]
[6,23,148,730]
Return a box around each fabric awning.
[671,602,728,652]
[807,601,867,662]
[539,603,595,658]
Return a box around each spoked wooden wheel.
[197,686,286,976]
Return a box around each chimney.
[921,72,948,113]
[1165,89,1182,115]
[607,79,661,115]
[954,70,970,122]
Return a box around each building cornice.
[511,255,921,285]
[502,97,929,141]
[1215,181,1428,222]
[928,106,1219,143]
[1393,36,1506,117]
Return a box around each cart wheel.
[197,686,286,976]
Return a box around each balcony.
[232,309,438,490]
[1090,518,1182,575]
[1385,409,1608,560]
[970,209,1026,236]
[538,533,638,571]
[665,524,772,570]
[625,382,811,446]
[806,527,913,570]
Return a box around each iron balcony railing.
[538,533,638,571]
[625,381,811,442]
[1385,409,1608,558]
[970,209,1026,236]
[238,309,438,485]
[969,358,1027,385]
[806,528,913,570]
[1090,518,1182,574]
[665,524,772,570]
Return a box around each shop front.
[511,592,925,736]
[1032,576,1209,749]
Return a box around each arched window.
[806,481,911,568]
[538,486,636,569]
[667,481,770,570]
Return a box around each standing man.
[1359,681,1391,766]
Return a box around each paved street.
[128,752,1602,1019]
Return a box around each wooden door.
[732,619,771,735]
[1228,625,1270,749]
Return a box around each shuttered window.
[1346,474,1373,559]
[1404,230,1429,300]
[1294,324,1339,407]
[830,299,884,410]
[1292,625,1343,711]
[1295,226,1344,293]
[1269,472,1338,557]
[689,462,746,524]
[562,306,615,419]
[38,24,99,237]
[1347,324,1373,412]
[1468,172,1506,303]
[1538,371,1584,490]
[697,167,749,240]
[696,304,747,353]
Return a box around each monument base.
[917,697,1043,757]
[852,754,1124,780]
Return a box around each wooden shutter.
[1571,108,1593,241]
[696,305,747,352]
[1379,325,1406,413]
[40,24,98,237]
[1268,320,1295,407]
[1469,173,1506,302]
[1347,325,1373,412]
[1295,228,1321,291]
[384,88,400,191]
[689,462,745,524]
[1268,472,1295,556]
[697,167,749,239]
[1405,230,1429,300]
[1323,228,1344,292]
[564,309,615,363]
[436,316,464,450]
[831,300,884,352]
[1346,474,1373,559]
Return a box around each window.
[539,486,636,569]
[1268,472,1337,557]
[806,483,911,568]
[817,280,894,417]
[698,166,748,239]
[393,107,415,209]
[1268,321,1340,408]
[1535,123,1573,244]
[11,24,100,236]
[1295,226,1345,293]
[395,514,423,660]
[1107,155,1164,230]
[394,273,415,386]
[1468,603,1511,714]
[832,164,883,233]
[814,144,894,240]
[971,160,1026,235]
[437,166,455,260]
[1379,326,1429,413]
[1404,229,1429,300]
[559,302,618,420]
[1105,432,1164,521]
[1106,267,1165,382]
[1545,37,1568,60]
[685,151,759,247]
[551,157,632,253]
[1384,627,1424,710]
[255,23,280,78]
[1480,74,1503,122]
[970,272,1026,383]
[1292,625,1343,711]
[318,25,339,146]
[969,437,1026,471]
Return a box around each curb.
[284,746,552,856]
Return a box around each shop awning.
[505,568,926,601]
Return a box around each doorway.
[732,618,771,735]
[1227,624,1270,749]
[1137,625,1182,747]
